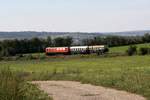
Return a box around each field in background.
[0,55,150,99]
[110,43,150,53]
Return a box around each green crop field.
[0,55,150,99]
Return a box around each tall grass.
[0,55,150,99]
[0,67,52,100]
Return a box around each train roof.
[46,45,106,49]
[46,47,68,49]
[70,46,88,48]
[89,45,105,47]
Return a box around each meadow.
[0,55,150,99]
[0,44,150,100]
[110,43,150,53]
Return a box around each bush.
[0,56,3,61]
[139,47,150,55]
[126,45,137,56]
[16,54,23,58]
[104,47,109,53]
[25,54,35,60]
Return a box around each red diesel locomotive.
[46,47,70,55]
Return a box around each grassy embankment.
[0,67,52,100]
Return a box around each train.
[45,45,109,55]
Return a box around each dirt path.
[32,81,146,100]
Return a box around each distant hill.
[0,30,149,42]
[106,30,150,36]
[0,32,105,44]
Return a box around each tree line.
[0,36,73,57]
[0,33,150,57]
[82,33,150,47]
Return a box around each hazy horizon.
[0,29,150,33]
[0,0,150,32]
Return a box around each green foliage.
[142,33,150,43]
[104,47,109,53]
[24,54,35,60]
[126,45,137,56]
[0,67,52,100]
[110,43,150,56]
[109,43,150,54]
[0,67,22,100]
[46,36,52,47]
[82,35,146,47]
[19,83,51,100]
[0,36,73,57]
[0,33,150,57]
[53,36,73,47]
[139,47,150,55]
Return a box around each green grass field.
[0,43,150,99]
[0,55,150,99]
[110,43,150,53]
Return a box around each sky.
[0,0,150,32]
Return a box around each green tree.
[46,36,52,46]
[142,33,150,43]
[53,37,65,47]
[64,36,73,46]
